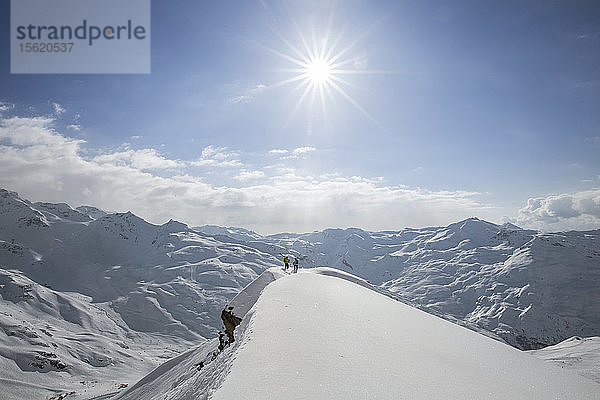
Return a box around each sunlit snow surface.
[528,336,600,384]
[2,189,599,399]
[120,269,599,399]
[258,221,600,350]
[0,189,281,399]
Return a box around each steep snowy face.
[174,271,600,400]
[0,190,284,399]
[380,228,600,350]
[264,218,600,350]
[0,189,50,234]
[115,269,600,400]
[0,194,281,338]
[194,225,263,242]
[0,267,189,399]
[469,231,600,349]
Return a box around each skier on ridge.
[293,257,299,273]
[283,255,290,271]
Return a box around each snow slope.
[0,268,191,400]
[0,189,283,399]
[2,188,599,398]
[528,336,600,384]
[264,219,600,349]
[119,269,600,399]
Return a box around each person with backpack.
[293,257,299,273]
[283,255,290,271]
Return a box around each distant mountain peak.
[500,222,523,230]
[446,217,499,232]
[75,205,107,220]
[0,188,20,199]
[161,219,189,233]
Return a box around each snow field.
[212,270,600,399]
[528,336,600,384]
[2,189,599,398]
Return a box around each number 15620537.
[19,42,75,52]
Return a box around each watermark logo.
[11,0,151,74]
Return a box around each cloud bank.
[517,190,600,231]
[0,115,499,234]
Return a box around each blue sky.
[1,0,599,234]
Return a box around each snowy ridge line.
[220,268,284,344]
[115,269,286,400]
[374,284,507,343]
[312,267,506,343]
[212,271,600,399]
[224,265,503,348]
[222,268,377,349]
[119,269,600,399]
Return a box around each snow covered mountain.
[116,268,600,399]
[0,189,283,399]
[194,225,264,242]
[1,188,599,398]
[262,219,600,350]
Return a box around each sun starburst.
[252,11,389,132]
[305,59,333,84]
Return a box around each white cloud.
[131,135,143,140]
[517,190,600,231]
[269,149,288,155]
[292,146,316,155]
[234,170,266,181]
[93,148,182,170]
[278,146,317,160]
[52,102,65,115]
[0,116,79,148]
[0,115,497,234]
[67,124,81,131]
[191,145,242,167]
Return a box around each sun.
[305,58,333,85]
[252,11,389,131]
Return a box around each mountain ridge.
[117,268,600,399]
[1,188,599,398]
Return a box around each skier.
[293,257,299,273]
[283,255,290,271]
